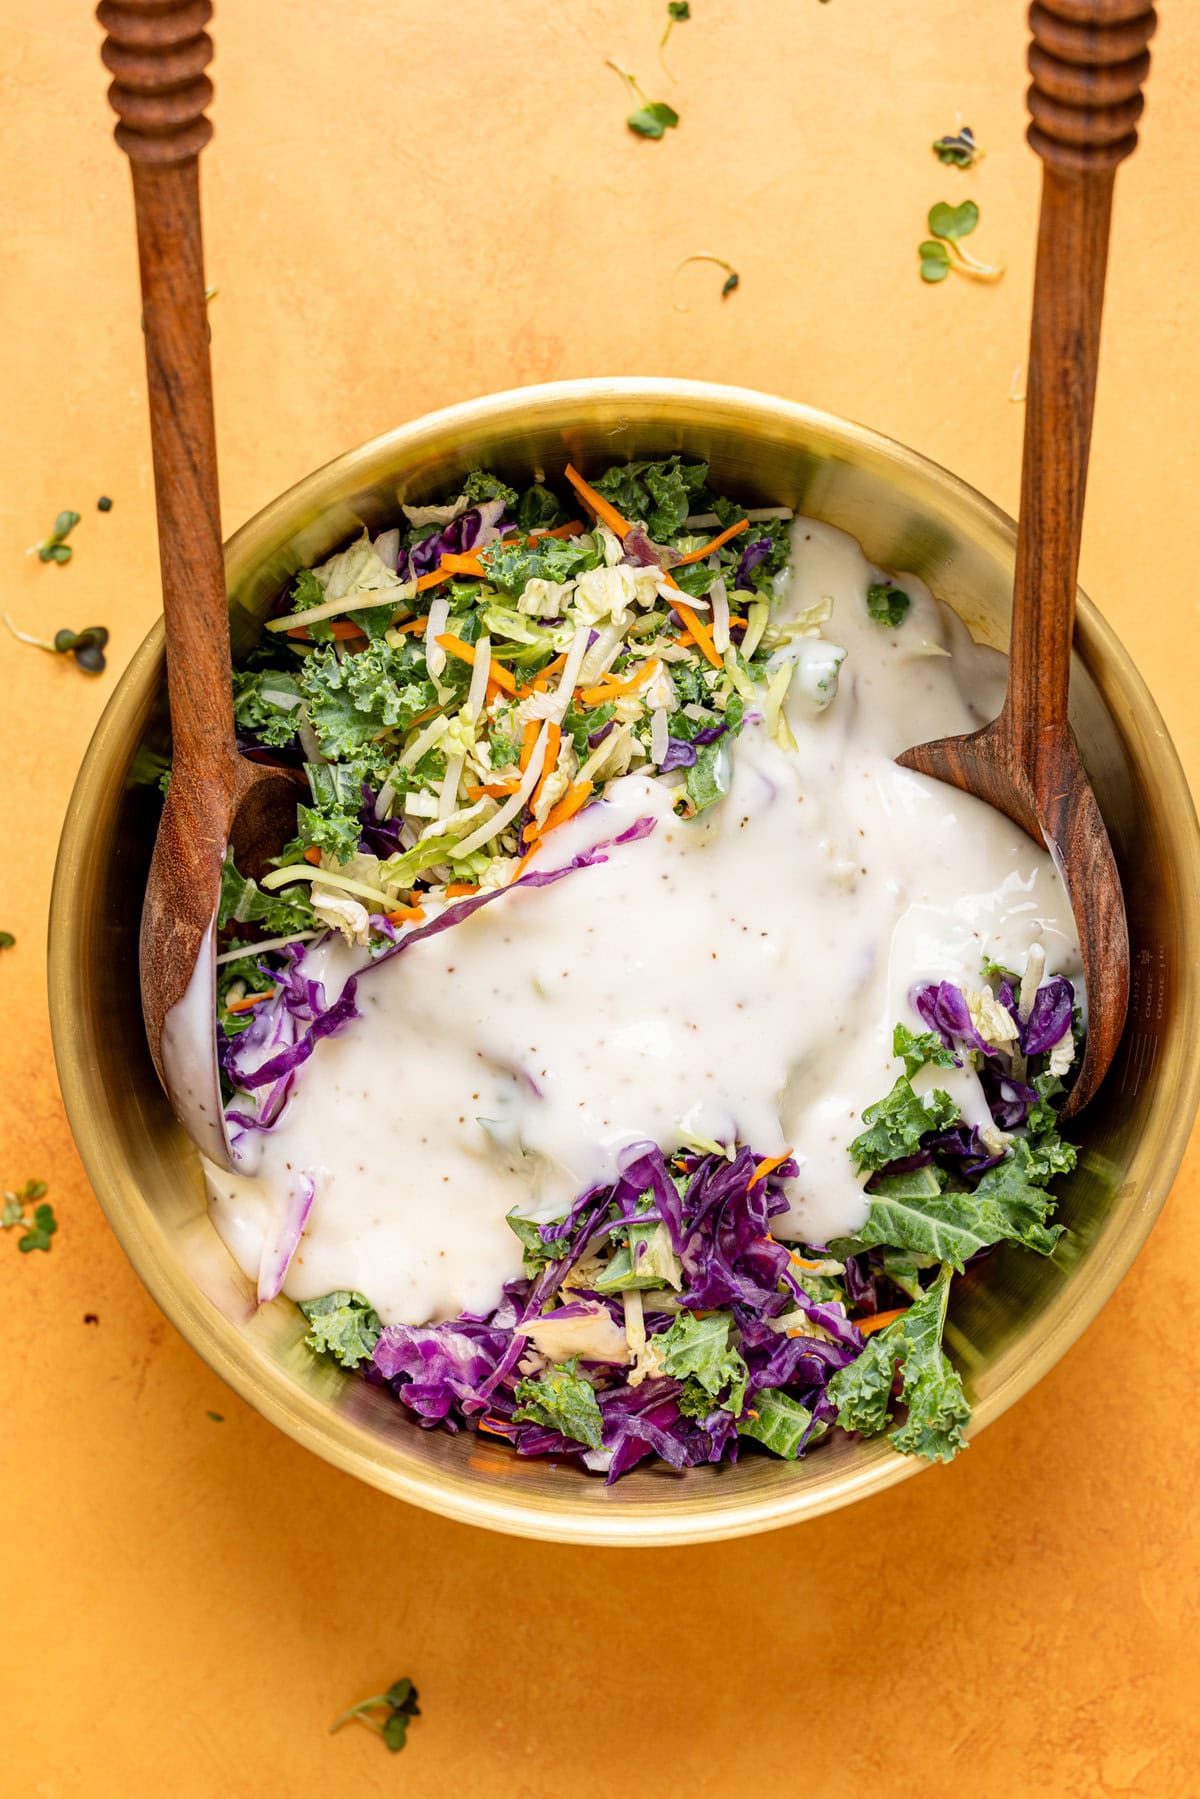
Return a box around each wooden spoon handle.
[1004,0,1156,758]
[98,0,236,782]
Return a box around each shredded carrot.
[528,779,594,844]
[395,617,428,634]
[518,719,540,773]
[435,634,518,695]
[564,463,722,667]
[672,518,750,564]
[855,1308,908,1338]
[484,675,509,705]
[511,841,542,881]
[225,989,276,1014]
[578,657,660,707]
[750,1150,793,1188]
[285,617,368,641]
[745,1408,760,1421]
[302,847,323,866]
[564,462,635,539]
[437,551,487,578]
[466,779,522,800]
[787,1251,828,1272]
[524,722,562,831]
[385,902,426,924]
[476,1416,511,1437]
[669,597,721,669]
[517,651,568,699]
[445,882,480,898]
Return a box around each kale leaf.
[505,1209,571,1272]
[298,640,437,760]
[460,470,518,511]
[299,1291,383,1369]
[591,455,708,539]
[481,533,601,593]
[893,1022,958,1079]
[658,1309,748,1414]
[513,1360,605,1449]
[828,1264,969,1460]
[833,1140,1063,1271]
[232,669,305,748]
[866,581,911,627]
[737,1388,814,1458]
[685,738,729,814]
[217,853,315,935]
[516,482,567,530]
[1022,1073,1079,1182]
[847,1075,958,1172]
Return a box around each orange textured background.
[3,2,1199,1794]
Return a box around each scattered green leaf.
[97,495,114,512]
[3,1180,56,1253]
[929,200,979,241]
[330,1677,421,1754]
[932,125,980,169]
[673,253,740,309]
[0,931,13,950]
[206,1411,224,1422]
[3,614,108,673]
[28,509,81,564]
[607,60,680,139]
[919,239,951,283]
[920,201,1003,282]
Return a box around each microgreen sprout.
[659,1,690,78]
[932,123,982,169]
[3,615,109,674]
[606,60,680,138]
[330,1678,420,1754]
[918,200,1004,283]
[673,253,740,311]
[28,509,81,564]
[2,1180,57,1254]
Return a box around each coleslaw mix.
[211,456,1081,1480]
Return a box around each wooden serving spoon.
[99,1,302,1166]
[899,0,1154,1118]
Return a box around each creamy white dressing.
[160,924,235,1170]
[206,517,1080,1326]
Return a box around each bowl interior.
[49,379,1200,1545]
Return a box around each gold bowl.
[48,378,1200,1545]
